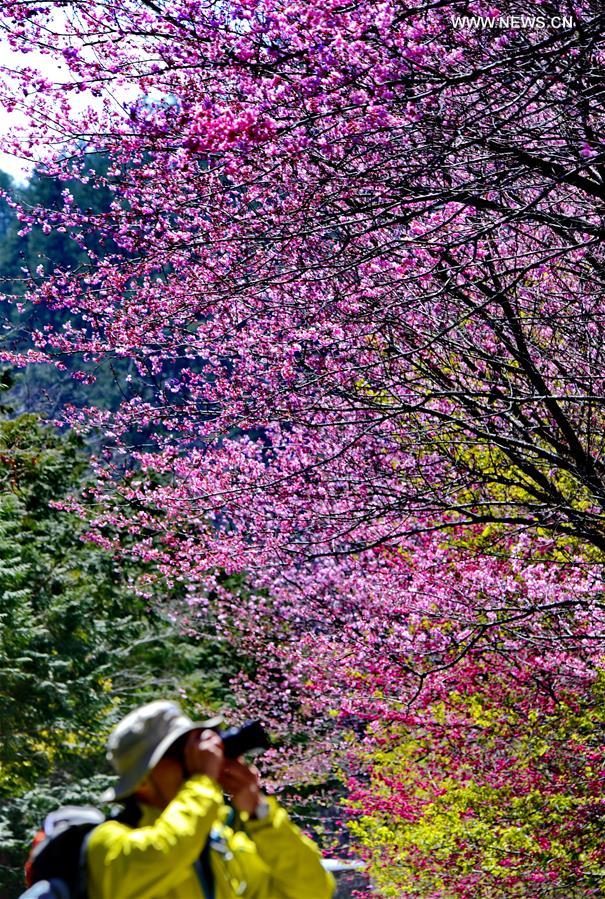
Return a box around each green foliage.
[0,165,142,416]
[0,410,241,895]
[0,161,115,297]
[348,672,605,898]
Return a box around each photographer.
[86,700,335,899]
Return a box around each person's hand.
[218,758,262,815]
[184,729,224,783]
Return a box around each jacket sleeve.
[241,797,336,899]
[86,774,223,899]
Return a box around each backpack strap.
[76,829,97,899]
[194,838,215,899]
[111,797,142,828]
[53,880,72,899]
[18,881,71,899]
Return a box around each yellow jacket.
[86,774,336,899]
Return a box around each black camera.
[165,719,271,768]
[218,720,271,758]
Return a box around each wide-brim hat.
[100,700,223,803]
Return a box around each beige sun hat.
[100,699,223,802]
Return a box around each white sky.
[0,35,100,183]
[1,31,164,184]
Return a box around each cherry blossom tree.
[0,0,603,565]
[1,0,605,890]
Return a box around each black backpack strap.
[56,877,74,899]
[194,838,215,899]
[77,829,96,899]
[111,797,142,828]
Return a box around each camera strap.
[194,838,215,899]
